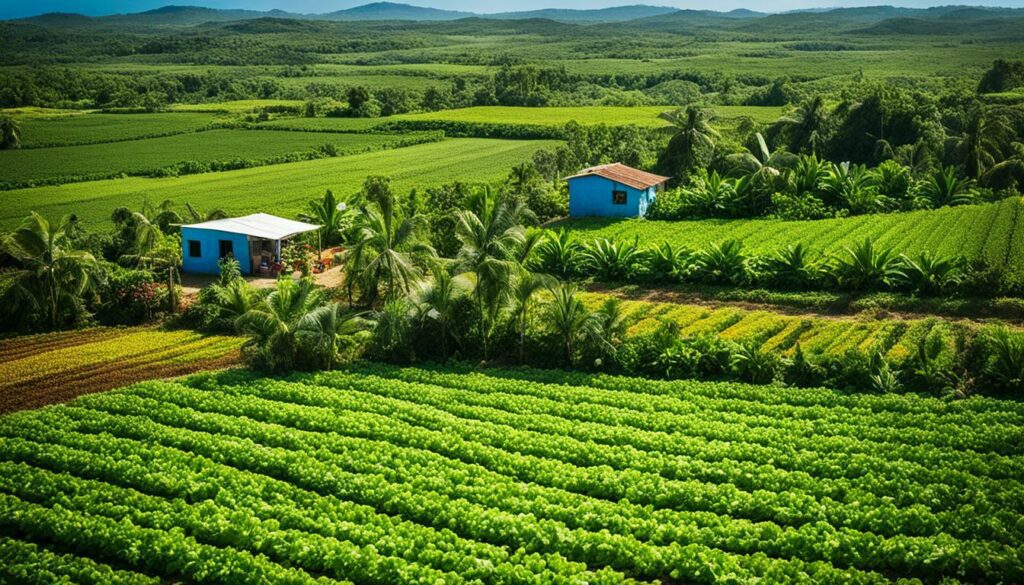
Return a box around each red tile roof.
[564,163,670,190]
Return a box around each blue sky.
[2,0,1023,19]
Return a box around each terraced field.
[0,129,436,186]
[12,112,221,148]
[581,292,965,367]
[0,364,1021,583]
[0,138,559,229]
[559,198,1024,289]
[0,328,242,413]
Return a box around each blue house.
[565,163,669,218]
[181,213,320,276]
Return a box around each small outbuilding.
[565,163,669,218]
[181,213,320,276]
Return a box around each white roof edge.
[182,213,321,240]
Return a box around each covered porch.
[181,213,321,276]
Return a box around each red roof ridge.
[564,162,670,190]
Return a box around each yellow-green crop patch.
[391,105,785,128]
[0,138,559,228]
[168,100,305,113]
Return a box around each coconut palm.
[414,264,467,362]
[951,104,1014,179]
[658,106,719,179]
[0,116,21,150]
[775,95,829,155]
[982,326,1024,395]
[235,277,327,373]
[345,179,434,305]
[208,277,259,322]
[2,212,100,330]
[546,283,597,366]
[508,269,555,363]
[454,188,529,359]
[588,296,629,366]
[295,302,366,370]
[298,189,354,249]
[184,203,228,224]
[726,132,797,183]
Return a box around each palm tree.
[295,303,365,370]
[344,178,434,305]
[454,188,529,360]
[546,283,596,366]
[917,166,976,208]
[208,277,259,322]
[535,228,580,277]
[726,132,797,182]
[588,297,629,366]
[833,239,906,291]
[658,106,719,180]
[774,96,829,155]
[298,189,354,250]
[508,269,555,363]
[785,154,827,197]
[3,213,100,330]
[0,116,21,150]
[184,203,228,223]
[235,277,327,373]
[414,264,467,362]
[951,105,1014,179]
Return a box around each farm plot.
[558,198,1024,289]
[390,105,784,129]
[0,327,242,413]
[580,292,964,366]
[0,363,1021,583]
[0,129,436,187]
[11,112,221,148]
[0,138,559,229]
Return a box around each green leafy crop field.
[557,198,1024,289]
[0,138,559,229]
[0,129,429,186]
[11,112,221,148]
[0,364,1021,583]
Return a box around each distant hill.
[487,5,678,23]
[321,2,472,21]
[103,5,292,26]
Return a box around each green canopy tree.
[2,213,101,330]
[0,116,21,150]
[657,106,719,182]
[298,189,354,250]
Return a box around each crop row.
[1,366,1021,582]
[0,327,242,413]
[559,198,1024,285]
[0,403,891,583]
[580,293,964,367]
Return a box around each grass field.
[557,198,1024,289]
[0,363,1021,582]
[0,138,560,229]
[259,116,389,132]
[392,105,786,128]
[0,328,242,413]
[0,129,430,186]
[11,112,221,148]
[581,292,965,366]
[168,99,305,113]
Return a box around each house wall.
[181,227,252,275]
[567,175,657,218]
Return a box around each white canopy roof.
[183,213,320,240]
